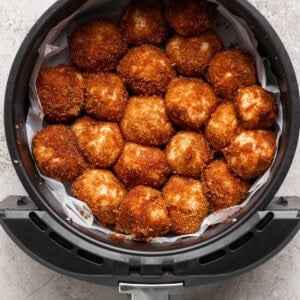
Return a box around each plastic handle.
[119,283,184,300]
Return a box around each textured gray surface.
[0,0,299,299]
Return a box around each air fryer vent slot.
[29,212,47,231]
[77,250,103,265]
[199,249,226,265]
[229,232,254,251]
[49,232,73,251]
[256,212,274,231]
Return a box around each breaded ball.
[204,102,239,150]
[166,33,222,76]
[115,186,171,238]
[163,0,216,36]
[114,143,170,189]
[163,176,209,234]
[236,85,277,129]
[165,77,218,129]
[117,45,176,95]
[120,96,175,146]
[36,64,84,122]
[32,125,87,182]
[120,0,168,45]
[223,130,276,180]
[165,131,212,178]
[72,169,126,226]
[84,73,128,122]
[71,117,124,167]
[207,49,257,99]
[69,19,127,72]
[202,160,250,211]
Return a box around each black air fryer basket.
[2,0,300,299]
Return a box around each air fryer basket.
[2,0,300,298]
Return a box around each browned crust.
[36,64,84,122]
[69,19,127,72]
[32,125,88,182]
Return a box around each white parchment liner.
[26,0,282,243]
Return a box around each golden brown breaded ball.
[207,49,257,99]
[223,130,276,180]
[71,117,124,168]
[72,169,126,226]
[163,0,216,36]
[163,176,209,234]
[236,85,277,129]
[120,96,175,146]
[202,160,250,211]
[165,77,218,129]
[165,131,212,178]
[69,19,127,72]
[84,73,128,122]
[115,186,171,238]
[166,33,222,76]
[120,0,168,45]
[114,143,170,189]
[36,64,84,122]
[117,45,176,95]
[204,102,239,150]
[32,125,87,182]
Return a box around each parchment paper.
[26,0,282,243]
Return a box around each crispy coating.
[117,45,176,95]
[236,85,277,129]
[207,49,257,99]
[204,102,239,150]
[165,131,212,178]
[69,19,127,72]
[163,176,209,234]
[165,77,218,129]
[223,130,276,180]
[163,0,216,36]
[72,169,126,226]
[36,64,84,122]
[120,96,175,146]
[71,117,124,167]
[114,143,170,189]
[84,73,128,122]
[202,160,250,211]
[32,125,87,182]
[120,0,168,45]
[166,33,222,76]
[115,186,171,238]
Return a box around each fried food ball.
[202,160,250,211]
[236,85,277,129]
[207,49,257,99]
[69,19,127,72]
[114,143,170,189]
[163,0,216,36]
[72,169,126,226]
[163,176,209,234]
[165,131,212,178]
[71,117,124,167]
[84,73,128,122]
[204,102,239,150]
[120,96,175,146]
[117,45,176,95]
[115,186,171,238]
[165,77,218,129]
[36,64,84,122]
[166,33,222,76]
[223,130,276,180]
[120,0,168,45]
[32,125,87,182]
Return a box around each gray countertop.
[0,0,299,299]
